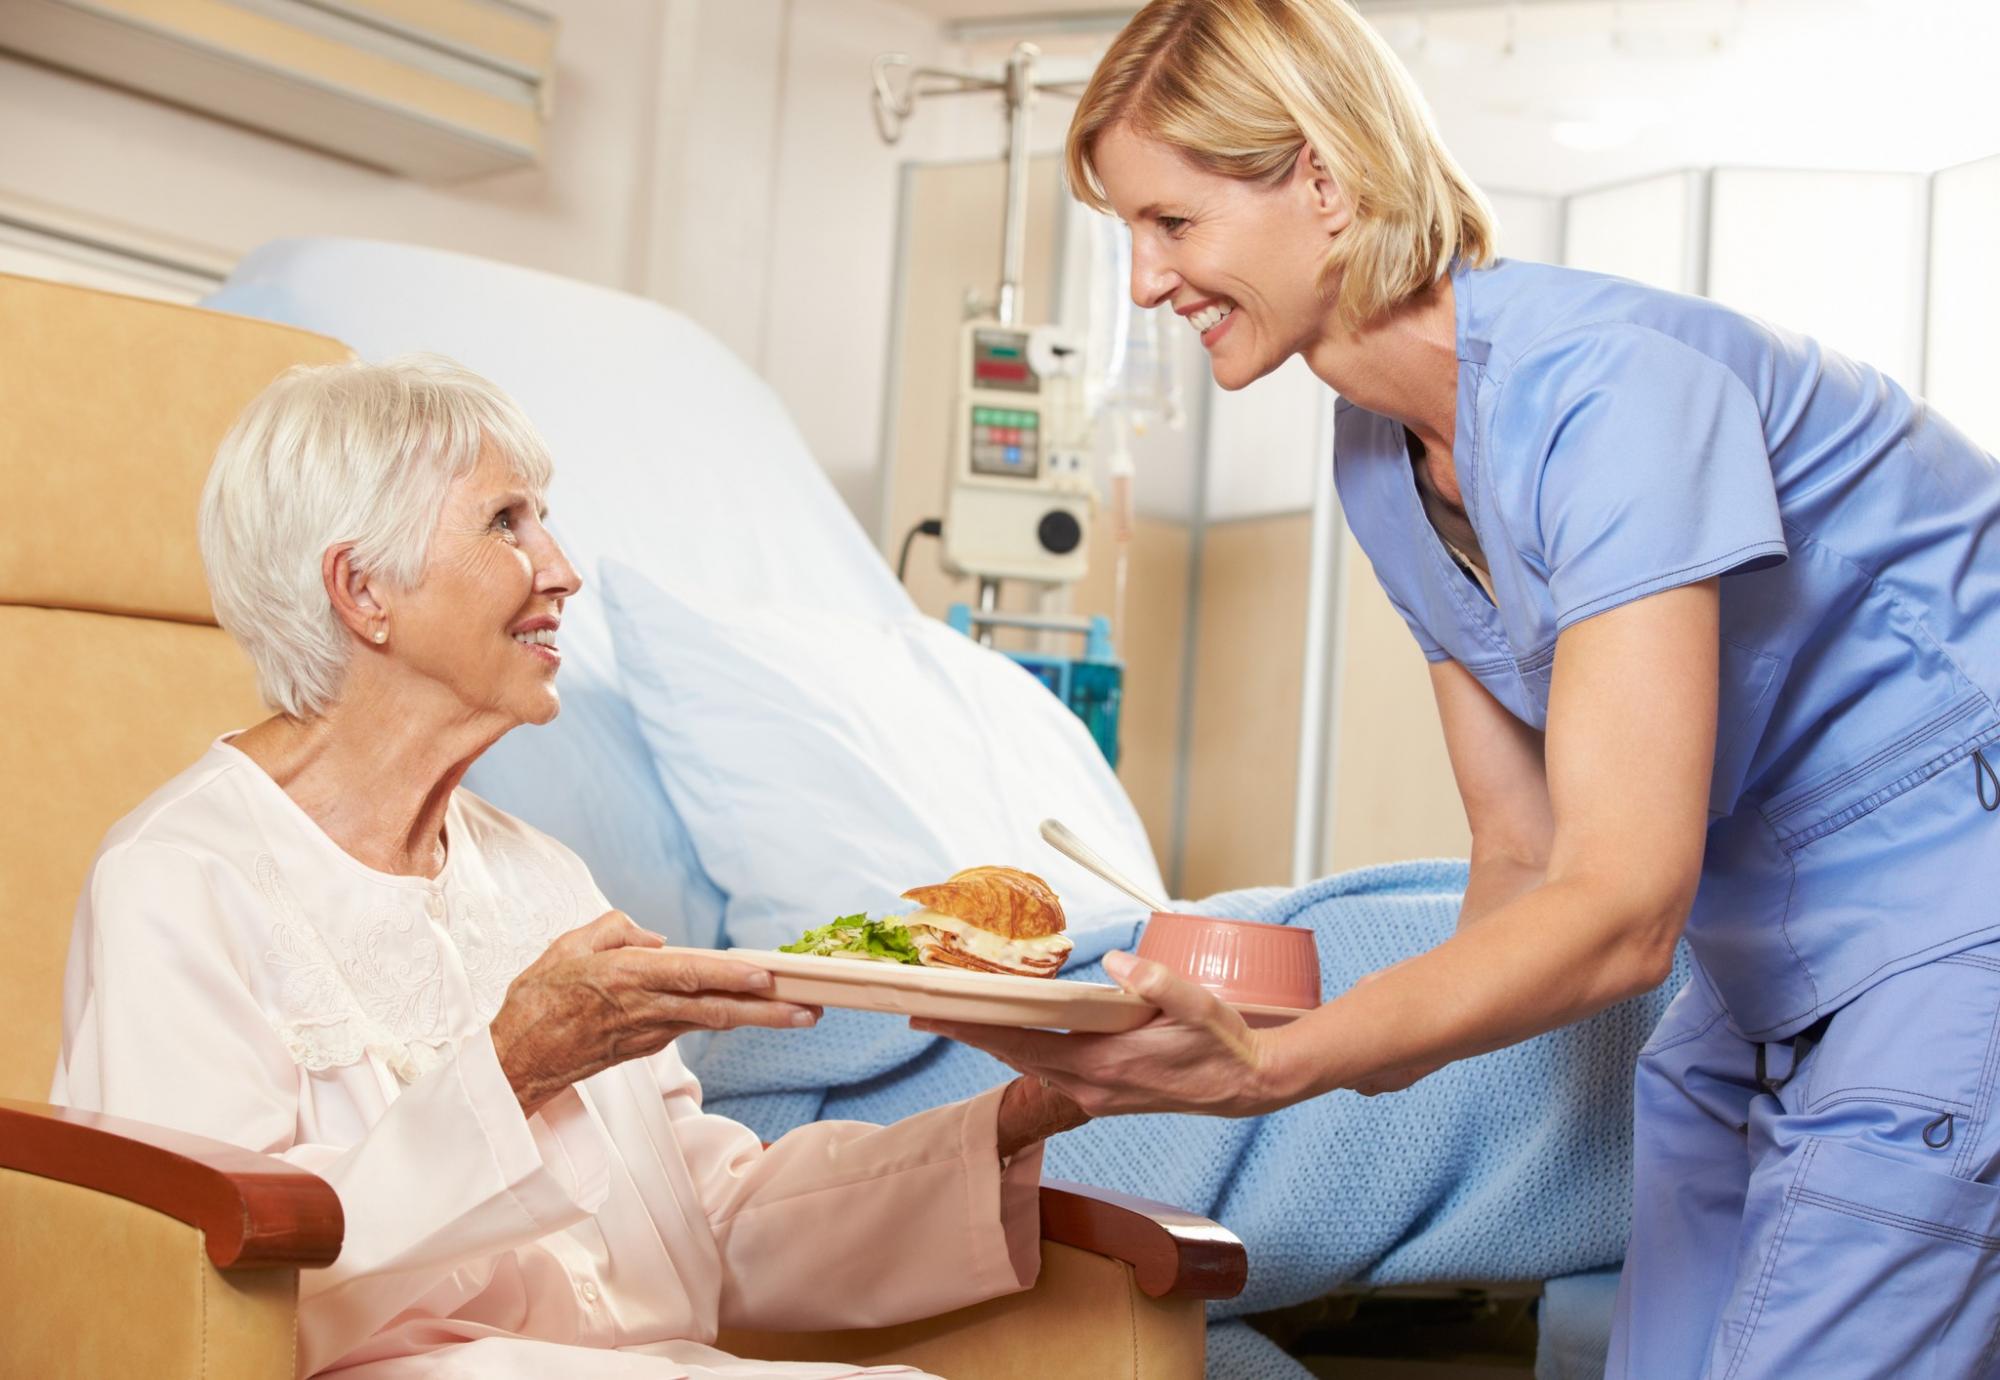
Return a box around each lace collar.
[258,829,582,1083]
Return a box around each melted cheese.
[906,908,1072,968]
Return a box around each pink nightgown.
[51,738,1043,1378]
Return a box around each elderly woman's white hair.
[199,354,555,718]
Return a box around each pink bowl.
[1135,911,1321,1010]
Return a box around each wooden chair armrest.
[0,1097,343,1270]
[0,1105,1241,1296]
[1037,1178,1245,1300]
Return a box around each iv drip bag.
[1084,216,1184,431]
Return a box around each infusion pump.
[940,319,1094,585]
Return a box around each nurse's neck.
[1302,275,1459,486]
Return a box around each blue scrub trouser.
[1607,948,2000,1378]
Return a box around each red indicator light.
[975,361,1030,382]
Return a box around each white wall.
[758,0,965,520]
[0,2,669,288]
[1927,155,2000,455]
[1485,189,1564,265]
[1706,168,1930,393]
[9,1,1990,527]
[1376,0,2000,197]
[0,0,963,522]
[1562,171,1700,292]
[640,0,789,366]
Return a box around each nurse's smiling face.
[1093,122,1351,391]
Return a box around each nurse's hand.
[492,910,821,1118]
[913,950,1300,1118]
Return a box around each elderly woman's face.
[384,444,578,728]
[1095,122,1340,391]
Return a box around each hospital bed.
[0,262,1242,1379]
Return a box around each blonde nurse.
[917,3,2000,1374]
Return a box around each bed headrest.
[203,238,913,622]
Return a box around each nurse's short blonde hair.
[198,355,554,719]
[1067,0,1495,328]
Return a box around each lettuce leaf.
[777,913,923,964]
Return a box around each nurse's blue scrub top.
[1336,259,2000,1039]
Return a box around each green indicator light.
[988,346,1022,358]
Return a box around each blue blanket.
[686,861,1676,1377]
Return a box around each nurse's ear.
[1291,143,1354,240]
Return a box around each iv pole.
[871,43,1084,642]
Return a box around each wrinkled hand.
[491,911,819,1117]
[994,1074,1091,1159]
[914,951,1296,1119]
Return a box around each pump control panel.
[941,320,1094,584]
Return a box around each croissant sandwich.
[777,865,1073,978]
[900,865,1073,978]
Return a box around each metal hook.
[871,53,916,144]
[1925,1111,1955,1150]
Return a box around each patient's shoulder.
[93,740,267,865]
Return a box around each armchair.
[0,272,1246,1379]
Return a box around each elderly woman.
[920,1,2000,1376]
[50,356,1087,1379]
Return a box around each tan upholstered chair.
[0,273,1245,1379]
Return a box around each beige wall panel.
[882,156,1189,871]
[1327,527,1470,870]
[1073,518,1188,864]
[1180,514,1310,898]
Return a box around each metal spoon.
[1040,818,1171,914]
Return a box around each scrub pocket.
[1706,947,2000,1379]
[1713,1140,2000,1378]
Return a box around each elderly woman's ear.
[323,542,391,647]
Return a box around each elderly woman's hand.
[915,951,1302,1119]
[994,1074,1091,1158]
[491,911,820,1117]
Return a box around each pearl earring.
[372,628,387,644]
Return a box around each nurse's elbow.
[1612,898,1690,1000]
[1575,872,1690,1003]
[1619,939,1680,999]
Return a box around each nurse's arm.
[1268,579,1718,1103]
[1431,659,1555,931]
